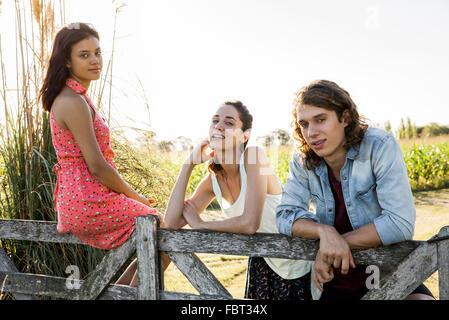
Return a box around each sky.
[1,0,449,144]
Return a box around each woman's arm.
[164,140,215,230]
[164,163,195,229]
[164,168,215,230]
[56,95,150,206]
[183,147,271,235]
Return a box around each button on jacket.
[276,127,415,246]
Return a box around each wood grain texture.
[0,272,232,300]
[158,228,421,271]
[1,218,447,300]
[437,226,449,300]
[136,215,160,300]
[361,241,438,300]
[0,219,84,244]
[0,219,422,269]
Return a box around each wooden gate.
[0,215,448,300]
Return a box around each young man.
[276,80,434,300]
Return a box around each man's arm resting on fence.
[292,218,382,251]
[291,219,355,273]
[291,218,382,292]
[291,218,354,291]
[291,219,382,267]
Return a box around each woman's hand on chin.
[186,139,215,166]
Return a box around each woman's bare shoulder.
[52,89,92,129]
[52,88,87,112]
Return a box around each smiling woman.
[164,100,313,300]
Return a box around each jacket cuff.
[276,208,320,236]
[373,214,411,245]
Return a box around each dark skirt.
[320,282,435,300]
[244,256,312,300]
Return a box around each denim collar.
[314,145,360,177]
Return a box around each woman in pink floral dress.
[40,23,168,286]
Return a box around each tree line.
[133,120,449,153]
[381,118,449,140]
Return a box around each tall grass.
[0,1,124,299]
[112,141,212,211]
[0,1,203,300]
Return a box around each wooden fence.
[0,215,448,300]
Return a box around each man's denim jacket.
[276,127,415,246]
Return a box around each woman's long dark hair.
[39,23,99,111]
[208,100,253,175]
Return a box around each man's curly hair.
[291,80,368,170]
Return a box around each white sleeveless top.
[211,152,312,279]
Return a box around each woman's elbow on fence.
[163,218,182,230]
[239,216,260,235]
[244,223,259,235]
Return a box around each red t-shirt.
[325,165,368,292]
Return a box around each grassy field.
[163,188,449,299]
[398,134,449,148]
[413,188,449,300]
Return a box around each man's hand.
[313,249,334,292]
[318,224,356,275]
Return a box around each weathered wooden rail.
[0,215,448,300]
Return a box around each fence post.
[136,215,160,300]
[437,226,449,300]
